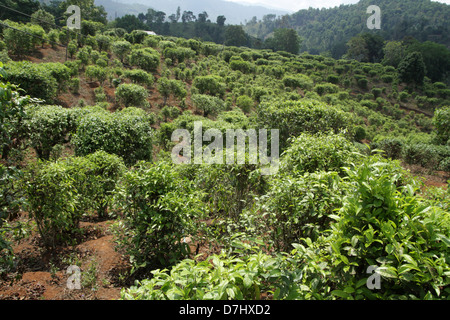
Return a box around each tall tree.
[264,28,301,54]
[224,25,248,47]
[217,15,226,27]
[398,51,426,86]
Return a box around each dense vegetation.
[244,0,450,57]
[0,0,449,301]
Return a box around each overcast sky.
[224,0,450,13]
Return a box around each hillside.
[1,12,450,302]
[96,0,289,24]
[244,0,450,57]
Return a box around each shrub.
[357,78,369,90]
[432,106,450,145]
[381,74,394,83]
[23,161,82,248]
[65,151,126,218]
[230,59,253,74]
[280,132,361,177]
[193,75,226,97]
[124,69,154,87]
[191,94,225,117]
[156,77,187,105]
[2,21,45,56]
[72,108,153,166]
[327,74,340,84]
[111,40,132,63]
[282,74,314,90]
[372,138,404,159]
[314,83,339,95]
[115,83,149,108]
[4,61,58,102]
[262,171,347,251]
[113,161,205,273]
[236,95,253,113]
[256,99,354,151]
[128,48,160,72]
[25,105,75,160]
[290,156,450,299]
[85,65,107,85]
[121,250,294,300]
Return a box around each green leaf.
[331,290,351,299]
[376,266,397,279]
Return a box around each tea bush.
[4,61,58,102]
[121,250,296,300]
[73,108,153,166]
[261,171,348,251]
[113,161,206,273]
[289,156,450,299]
[256,99,354,151]
[115,83,149,108]
[128,48,160,72]
[23,160,82,248]
[279,132,361,177]
[25,105,75,160]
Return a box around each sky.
[224,0,450,13]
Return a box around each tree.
[344,33,384,63]
[224,25,248,47]
[181,11,196,23]
[406,41,450,82]
[58,0,107,24]
[217,15,226,27]
[265,28,301,55]
[30,9,55,33]
[382,41,406,68]
[398,51,426,86]
[0,0,40,23]
[198,11,208,24]
[113,14,147,33]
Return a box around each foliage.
[156,77,187,105]
[115,83,149,108]
[25,105,74,160]
[65,151,126,218]
[128,48,160,72]
[193,75,226,98]
[121,249,295,300]
[256,99,354,151]
[398,52,426,86]
[23,160,82,248]
[432,106,450,145]
[289,156,450,300]
[113,161,206,274]
[280,132,361,177]
[72,108,153,166]
[4,61,58,102]
[0,62,31,161]
[191,94,225,117]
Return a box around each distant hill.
[243,0,450,57]
[96,0,289,25]
[95,0,149,20]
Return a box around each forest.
[0,0,449,301]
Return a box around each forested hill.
[243,0,450,58]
